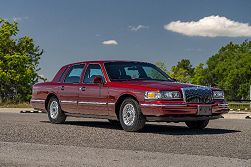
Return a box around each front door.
[59,64,85,113]
[78,64,108,116]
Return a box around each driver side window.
[83,64,105,83]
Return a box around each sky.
[1,0,251,80]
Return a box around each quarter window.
[58,66,68,82]
[64,64,85,83]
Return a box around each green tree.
[155,61,171,75]
[170,59,194,83]
[191,63,208,85]
[156,42,250,100]
[0,19,44,102]
[204,41,251,100]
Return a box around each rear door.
[59,64,85,113]
[78,64,108,116]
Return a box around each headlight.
[213,90,224,99]
[145,91,182,100]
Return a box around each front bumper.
[140,101,229,119]
[146,115,223,122]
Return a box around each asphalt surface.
[0,112,250,166]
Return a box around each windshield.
[104,62,174,82]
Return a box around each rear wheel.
[185,120,209,129]
[47,97,66,124]
[119,98,145,132]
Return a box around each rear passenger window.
[64,64,85,83]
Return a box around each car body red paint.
[31,60,229,130]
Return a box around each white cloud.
[164,15,251,37]
[128,25,149,31]
[102,40,118,45]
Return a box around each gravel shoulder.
[0,108,33,113]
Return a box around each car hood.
[112,80,211,91]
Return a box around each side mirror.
[93,76,103,84]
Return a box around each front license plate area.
[197,106,212,115]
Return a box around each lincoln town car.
[31,61,229,131]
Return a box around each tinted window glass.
[142,66,167,80]
[124,67,139,78]
[64,64,85,83]
[83,64,105,83]
[104,62,173,81]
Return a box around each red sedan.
[31,61,229,131]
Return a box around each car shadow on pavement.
[41,120,241,135]
[143,124,241,135]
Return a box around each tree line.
[156,41,251,100]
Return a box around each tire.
[119,98,146,132]
[108,119,121,126]
[185,120,209,129]
[47,96,66,124]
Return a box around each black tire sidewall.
[185,120,209,129]
[119,98,145,132]
[47,97,66,124]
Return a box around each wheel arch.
[115,93,139,120]
[45,93,59,110]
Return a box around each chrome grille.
[182,87,213,104]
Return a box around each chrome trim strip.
[108,102,115,105]
[218,103,229,107]
[141,104,187,107]
[61,100,78,104]
[30,99,45,103]
[78,101,107,105]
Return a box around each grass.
[228,102,251,112]
[0,102,32,108]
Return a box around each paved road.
[0,112,250,166]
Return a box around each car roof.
[63,60,149,67]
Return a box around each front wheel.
[119,98,146,132]
[185,120,209,129]
[47,97,66,124]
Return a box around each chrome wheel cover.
[122,104,136,126]
[50,101,59,119]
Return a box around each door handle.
[61,86,64,90]
[80,87,86,91]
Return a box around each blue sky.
[1,0,251,80]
